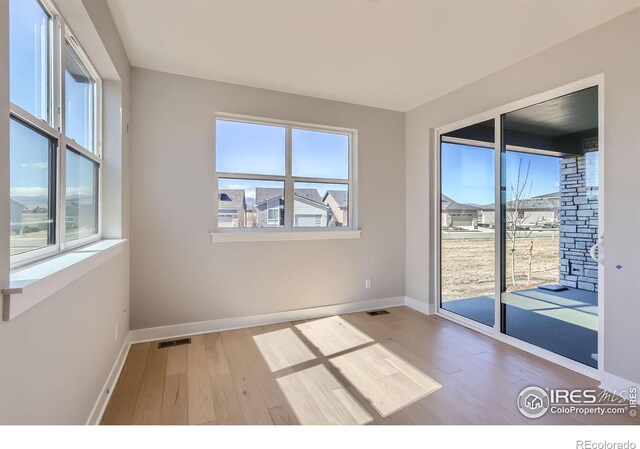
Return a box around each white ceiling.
[106,0,639,112]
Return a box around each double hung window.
[9,0,102,265]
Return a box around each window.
[65,148,99,241]
[65,40,98,152]
[215,115,355,232]
[292,129,349,179]
[9,0,102,266]
[9,0,50,121]
[267,203,281,226]
[9,118,56,256]
[216,120,285,175]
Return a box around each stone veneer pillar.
[559,147,599,291]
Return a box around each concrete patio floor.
[442,287,598,368]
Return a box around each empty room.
[1,0,639,446]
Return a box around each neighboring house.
[218,189,247,228]
[10,198,26,233]
[480,192,559,227]
[255,188,331,227]
[323,190,348,227]
[441,194,480,227]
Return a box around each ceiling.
[504,87,598,137]
[106,0,640,112]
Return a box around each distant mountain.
[12,196,49,210]
[12,194,96,210]
[65,194,97,205]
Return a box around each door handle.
[589,234,604,264]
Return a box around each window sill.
[210,230,361,243]
[2,239,127,321]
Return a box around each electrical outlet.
[365,278,372,289]
[114,323,119,342]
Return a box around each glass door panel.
[439,119,496,327]
[500,87,599,368]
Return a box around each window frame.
[213,112,357,234]
[9,0,102,269]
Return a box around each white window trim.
[211,230,362,243]
[212,112,359,242]
[9,0,103,269]
[2,239,126,321]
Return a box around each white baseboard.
[404,296,435,315]
[86,335,132,425]
[129,296,406,344]
[600,372,640,397]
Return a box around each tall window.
[9,0,102,265]
[215,115,355,231]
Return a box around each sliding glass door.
[439,119,496,328]
[437,83,600,370]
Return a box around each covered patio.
[443,287,598,368]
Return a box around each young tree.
[506,158,539,287]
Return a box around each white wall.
[406,9,640,384]
[0,255,129,424]
[130,68,405,330]
[0,0,131,424]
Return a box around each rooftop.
[218,189,246,210]
[323,190,348,208]
[256,188,324,206]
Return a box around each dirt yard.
[441,234,560,301]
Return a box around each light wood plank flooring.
[295,315,374,356]
[101,306,638,425]
[277,364,373,424]
[330,343,441,417]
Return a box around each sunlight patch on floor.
[276,364,373,425]
[295,316,374,356]
[533,307,598,331]
[329,343,442,417]
[253,328,316,372]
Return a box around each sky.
[216,120,349,199]
[10,0,49,122]
[441,142,560,206]
[9,0,96,202]
[216,120,286,176]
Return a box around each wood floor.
[101,306,637,425]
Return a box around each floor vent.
[367,310,390,316]
[158,338,191,349]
